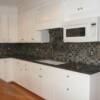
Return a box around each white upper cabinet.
[8,13,18,43]
[63,0,100,21]
[33,0,100,29]
[0,0,100,43]
[18,8,49,43]
[18,10,30,42]
[35,0,63,30]
[0,6,18,43]
[0,14,9,42]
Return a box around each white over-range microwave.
[63,17,100,42]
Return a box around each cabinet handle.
[91,23,96,26]
[8,47,10,50]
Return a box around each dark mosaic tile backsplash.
[0,28,100,65]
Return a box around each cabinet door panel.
[8,14,18,42]
[66,71,90,100]
[27,62,42,96]
[36,0,62,29]
[41,65,55,100]
[64,0,100,20]
[13,60,25,86]
[1,14,8,42]
[12,60,90,100]
[18,12,28,42]
[52,68,69,100]
[0,60,6,80]
[0,59,12,82]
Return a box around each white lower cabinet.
[0,58,100,100]
[28,62,42,96]
[12,60,42,97]
[26,63,90,100]
[0,59,7,81]
[13,60,30,87]
[40,65,55,100]
[0,58,13,82]
[12,59,100,100]
[52,69,90,100]
[39,65,90,100]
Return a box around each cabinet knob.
[77,7,83,11]
[40,68,42,70]
[66,75,70,78]
[66,88,70,91]
[21,38,24,40]
[32,38,34,40]
[39,75,43,78]
[25,68,27,71]
[20,68,23,71]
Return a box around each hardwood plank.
[0,79,44,100]
[10,82,44,100]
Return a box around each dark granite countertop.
[0,56,100,75]
[34,61,100,75]
[57,63,100,74]
[10,56,100,75]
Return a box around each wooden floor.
[0,80,44,100]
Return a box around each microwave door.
[66,27,85,37]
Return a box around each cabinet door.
[66,71,90,100]
[27,62,42,96]
[64,0,85,15]
[53,69,90,100]
[6,59,14,82]
[8,13,18,42]
[0,59,6,81]
[20,61,31,89]
[37,0,62,23]
[26,63,55,99]
[64,0,100,20]
[18,10,33,42]
[40,65,55,100]
[0,16,2,42]
[3,59,12,82]
[13,60,25,85]
[36,0,63,29]
[18,7,50,43]
[51,68,70,100]
[13,60,42,96]
[1,14,9,42]
[25,9,34,42]
[0,59,11,82]
[18,12,28,42]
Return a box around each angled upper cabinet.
[63,0,100,21]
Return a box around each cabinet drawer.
[52,68,90,100]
